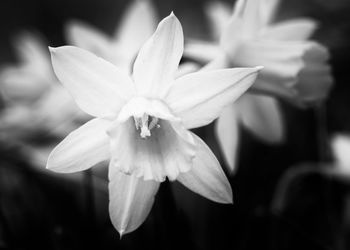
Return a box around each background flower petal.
[205,1,232,40]
[241,0,262,38]
[237,94,284,143]
[259,0,280,26]
[115,0,158,57]
[184,40,222,63]
[0,66,50,103]
[261,19,318,41]
[219,15,244,56]
[234,40,309,81]
[236,40,332,103]
[65,20,111,56]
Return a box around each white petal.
[215,104,239,173]
[65,20,111,55]
[115,0,157,56]
[237,94,284,143]
[250,43,332,105]
[47,118,111,173]
[175,62,200,78]
[259,0,280,26]
[184,40,222,63]
[166,67,261,129]
[332,135,350,171]
[132,13,183,98]
[221,0,280,51]
[231,0,245,20]
[205,1,233,39]
[296,66,333,104]
[219,15,244,56]
[241,0,262,38]
[50,46,135,118]
[261,19,318,41]
[234,40,329,101]
[250,77,297,101]
[108,119,196,182]
[109,171,159,236]
[176,132,233,204]
[0,105,40,139]
[234,40,308,80]
[294,44,333,103]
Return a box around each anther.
[134,114,160,139]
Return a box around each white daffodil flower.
[185,0,333,172]
[47,13,262,236]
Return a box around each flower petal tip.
[167,11,179,21]
[45,163,58,172]
[223,193,234,204]
[229,197,234,205]
[45,159,53,170]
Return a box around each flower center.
[134,113,160,139]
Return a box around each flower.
[0,31,87,141]
[187,0,333,104]
[0,31,89,177]
[47,13,261,236]
[185,0,333,172]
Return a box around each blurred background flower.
[185,0,333,173]
[0,30,89,172]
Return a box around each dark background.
[1,0,350,249]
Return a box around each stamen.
[134,117,142,129]
[133,114,160,139]
[148,117,159,130]
[140,125,151,138]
